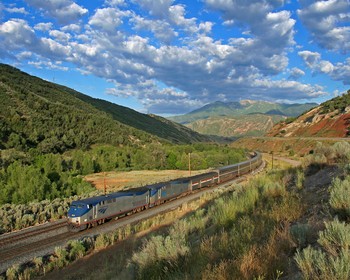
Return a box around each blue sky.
[0,0,349,115]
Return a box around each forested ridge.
[0,63,210,151]
[0,64,246,209]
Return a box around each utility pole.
[271,151,274,170]
[104,172,107,196]
[188,152,191,176]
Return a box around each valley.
[0,64,350,279]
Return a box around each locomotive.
[67,152,262,231]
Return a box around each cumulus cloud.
[105,0,125,7]
[5,7,28,14]
[34,22,53,32]
[298,0,350,53]
[136,0,174,19]
[0,1,338,114]
[130,15,177,44]
[28,59,68,71]
[288,67,305,80]
[25,0,88,24]
[88,7,130,32]
[0,19,38,48]
[61,24,81,33]
[49,30,71,42]
[0,18,71,61]
[299,50,350,85]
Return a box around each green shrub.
[318,219,350,257]
[329,177,350,219]
[68,239,86,261]
[295,219,350,280]
[332,141,350,162]
[209,186,259,228]
[54,246,68,268]
[6,264,20,280]
[132,234,189,279]
[290,223,311,248]
[295,246,327,280]
[95,233,113,250]
[260,181,285,197]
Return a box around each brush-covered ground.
[85,169,206,192]
[6,142,350,280]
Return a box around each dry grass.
[84,169,207,191]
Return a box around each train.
[67,151,262,231]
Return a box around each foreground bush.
[329,177,350,219]
[295,219,350,280]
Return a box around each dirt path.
[273,155,301,167]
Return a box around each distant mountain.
[268,90,350,138]
[0,64,210,154]
[186,114,283,137]
[168,100,317,137]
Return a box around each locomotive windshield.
[68,203,90,217]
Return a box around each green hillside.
[0,63,209,154]
[0,64,247,206]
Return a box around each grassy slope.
[68,89,212,144]
[0,63,210,147]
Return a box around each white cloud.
[298,0,350,52]
[299,51,350,85]
[0,19,37,48]
[1,0,344,114]
[105,0,125,7]
[28,59,68,71]
[61,23,81,33]
[88,7,130,32]
[49,30,71,42]
[5,7,28,14]
[131,15,177,44]
[288,67,305,80]
[34,22,53,32]
[16,51,32,60]
[25,0,88,24]
[136,0,174,19]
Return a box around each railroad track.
[0,220,67,247]
[0,232,74,264]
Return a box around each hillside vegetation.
[0,63,210,153]
[168,100,316,137]
[0,64,247,219]
[269,90,350,137]
[186,114,282,137]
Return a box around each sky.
[0,0,349,115]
